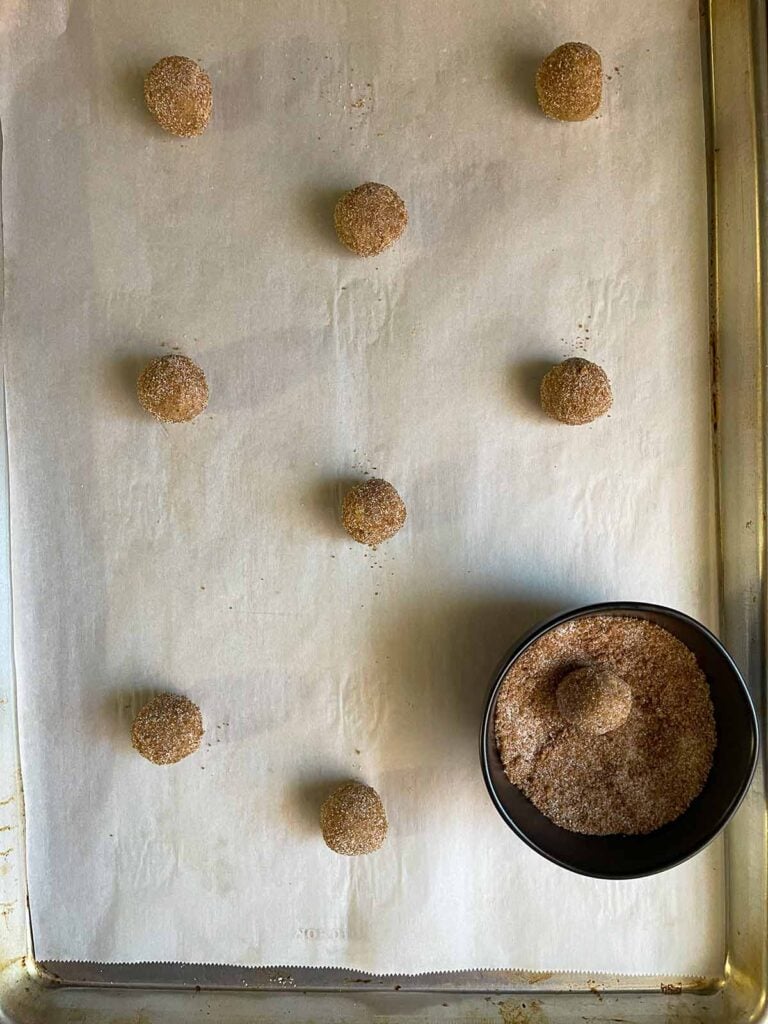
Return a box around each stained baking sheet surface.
[2,0,721,974]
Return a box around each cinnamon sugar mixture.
[494,615,716,835]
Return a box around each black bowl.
[480,602,759,879]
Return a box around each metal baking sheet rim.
[0,0,766,1020]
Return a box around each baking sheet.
[1,0,722,974]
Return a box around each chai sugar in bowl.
[480,602,759,879]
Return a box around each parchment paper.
[1,0,723,973]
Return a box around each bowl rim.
[480,600,760,879]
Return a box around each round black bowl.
[481,602,759,879]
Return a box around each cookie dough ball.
[334,182,408,257]
[131,693,204,765]
[557,666,632,735]
[320,782,388,855]
[144,56,213,137]
[341,478,406,547]
[540,357,612,425]
[137,354,209,423]
[536,42,602,122]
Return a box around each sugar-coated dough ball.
[144,56,213,137]
[341,478,407,546]
[540,357,612,425]
[557,666,632,735]
[334,183,408,256]
[131,693,204,765]
[320,782,388,855]
[137,354,209,423]
[536,42,602,122]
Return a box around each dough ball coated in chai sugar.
[144,56,213,137]
[334,182,408,256]
[320,782,388,855]
[137,354,209,423]
[536,42,602,122]
[341,478,407,547]
[556,665,632,735]
[540,357,612,425]
[131,693,204,765]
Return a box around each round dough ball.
[540,357,612,425]
[144,56,213,137]
[334,182,408,257]
[137,354,209,423]
[557,666,632,735]
[535,42,602,122]
[131,693,204,765]
[341,478,406,547]
[320,782,388,855]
